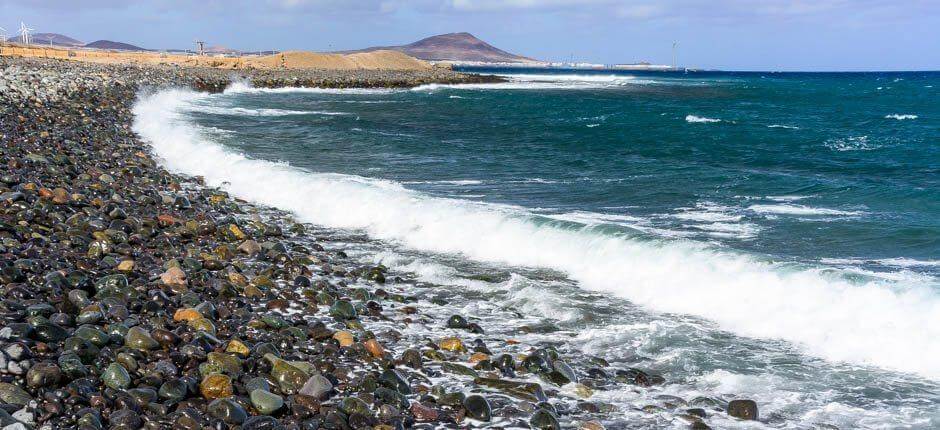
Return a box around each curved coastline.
[3,57,938,429]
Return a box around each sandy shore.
[0,57,756,429]
[1,44,439,71]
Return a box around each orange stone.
[200,374,233,399]
[439,337,465,352]
[173,308,203,322]
[363,339,385,358]
[51,188,70,204]
[157,214,179,227]
[469,352,490,364]
[333,331,354,347]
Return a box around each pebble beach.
[0,57,759,430]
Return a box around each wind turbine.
[19,22,34,46]
[0,27,7,44]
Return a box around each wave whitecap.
[685,114,721,123]
[748,204,863,216]
[885,114,918,120]
[133,88,940,380]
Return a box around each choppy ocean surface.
[134,68,939,428]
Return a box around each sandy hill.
[85,40,147,51]
[7,32,83,46]
[345,32,533,63]
[245,50,430,70]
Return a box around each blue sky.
[1,0,937,71]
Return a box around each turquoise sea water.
[136,68,940,428]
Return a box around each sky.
[1,0,938,71]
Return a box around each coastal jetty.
[0,58,753,429]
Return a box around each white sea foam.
[685,115,721,123]
[766,195,813,202]
[768,124,800,129]
[825,136,881,152]
[748,204,863,216]
[133,88,940,380]
[884,114,918,120]
[225,84,397,95]
[412,73,658,92]
[403,180,483,186]
[543,210,645,227]
[186,105,346,117]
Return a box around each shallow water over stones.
[0,56,775,430]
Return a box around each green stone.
[125,326,159,350]
[339,397,371,416]
[207,398,247,424]
[250,389,284,415]
[206,352,242,375]
[0,382,32,406]
[442,362,479,378]
[74,325,109,346]
[265,353,308,394]
[329,300,357,320]
[102,363,132,390]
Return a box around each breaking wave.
[133,87,940,380]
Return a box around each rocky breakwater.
[0,57,759,430]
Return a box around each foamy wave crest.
[685,115,721,123]
[187,105,345,117]
[413,73,658,92]
[885,114,918,120]
[768,124,800,129]
[825,135,881,152]
[225,85,397,95]
[748,204,863,216]
[133,88,940,379]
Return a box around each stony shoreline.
[0,58,754,429]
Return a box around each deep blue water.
[138,68,940,428]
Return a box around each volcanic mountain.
[84,40,147,51]
[6,32,83,46]
[343,32,534,63]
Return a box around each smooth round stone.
[151,328,179,347]
[299,374,332,399]
[267,356,308,395]
[207,398,247,424]
[74,325,109,346]
[400,349,423,369]
[339,397,370,417]
[250,389,284,415]
[206,352,242,375]
[0,382,32,406]
[127,387,158,405]
[328,300,357,320]
[242,415,282,430]
[379,369,411,395]
[32,322,68,343]
[530,409,561,430]
[199,374,233,399]
[108,408,142,430]
[159,379,188,401]
[245,377,270,393]
[102,363,131,390]
[463,395,492,422]
[26,361,62,388]
[446,315,469,329]
[727,399,759,420]
[125,326,159,350]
